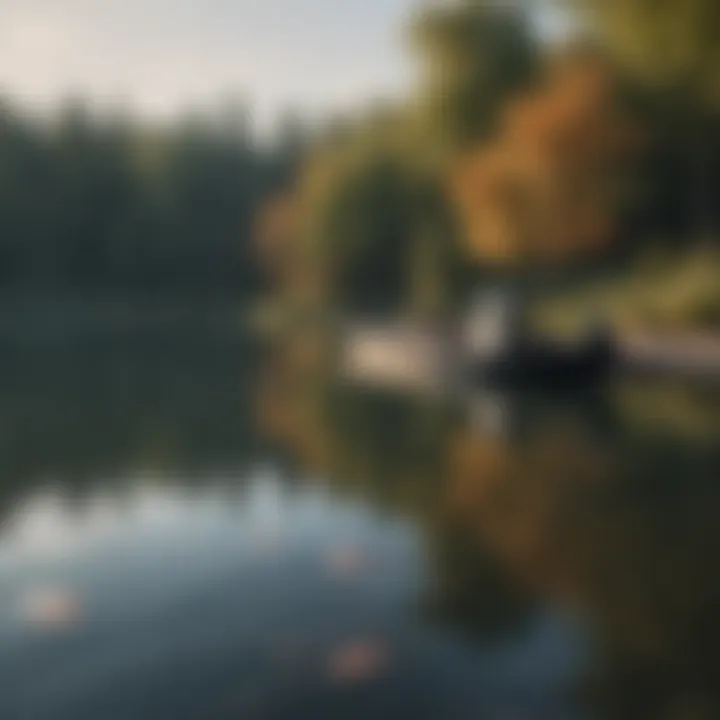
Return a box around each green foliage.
[0,98,291,294]
[569,0,720,106]
[285,2,538,315]
[303,148,452,313]
[255,0,720,326]
[534,246,720,332]
[570,0,720,238]
[409,0,538,151]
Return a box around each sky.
[0,0,567,132]
[0,0,418,130]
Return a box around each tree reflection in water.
[259,335,720,719]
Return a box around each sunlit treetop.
[568,0,720,106]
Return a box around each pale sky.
[0,0,567,131]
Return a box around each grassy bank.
[534,246,720,335]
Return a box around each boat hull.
[474,336,616,390]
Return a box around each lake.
[2,321,720,719]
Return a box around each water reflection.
[1,329,720,718]
[0,332,259,526]
[261,334,720,719]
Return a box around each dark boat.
[480,328,616,389]
[463,291,616,390]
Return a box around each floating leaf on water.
[326,640,390,684]
[21,588,82,630]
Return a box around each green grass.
[534,245,720,335]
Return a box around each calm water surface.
[1,325,719,719]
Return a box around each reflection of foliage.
[256,344,534,641]
[0,326,258,527]
[446,404,618,603]
[422,520,533,641]
[447,387,720,717]
[613,378,720,443]
[263,345,720,715]
[263,371,455,517]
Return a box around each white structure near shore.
[341,323,447,390]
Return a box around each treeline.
[0,99,297,295]
[255,0,720,320]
